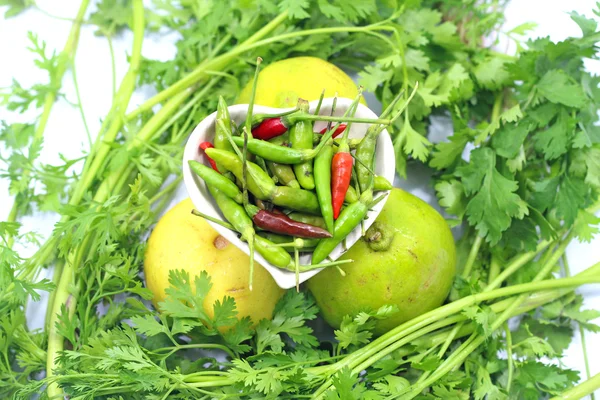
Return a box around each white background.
[1,0,599,397]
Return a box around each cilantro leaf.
[534,109,576,160]
[255,290,318,354]
[435,179,467,219]
[325,368,366,400]
[491,121,533,159]
[473,57,511,89]
[335,305,398,352]
[569,11,598,36]
[462,305,496,336]
[0,0,33,18]
[88,0,133,35]
[430,131,470,170]
[279,0,310,19]
[537,70,587,108]
[456,148,528,244]
[394,118,431,163]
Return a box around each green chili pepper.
[355,120,389,193]
[208,186,253,238]
[271,186,320,215]
[344,185,359,203]
[188,160,242,203]
[258,232,320,248]
[254,235,294,268]
[270,132,290,147]
[215,96,234,152]
[208,185,290,276]
[287,212,327,230]
[374,175,393,191]
[254,155,269,174]
[267,133,299,187]
[205,147,274,200]
[207,186,256,282]
[311,190,374,264]
[267,161,300,188]
[314,141,334,232]
[290,100,315,190]
[215,96,241,182]
[206,148,321,214]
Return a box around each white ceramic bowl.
[183,98,396,289]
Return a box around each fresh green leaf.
[456,148,528,243]
[537,70,587,108]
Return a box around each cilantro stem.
[413,320,462,387]
[106,34,117,101]
[45,2,146,397]
[186,378,236,388]
[71,59,92,149]
[461,235,483,278]
[551,372,600,400]
[486,238,553,291]
[400,232,578,397]
[5,201,18,248]
[488,253,501,285]
[313,269,599,397]
[126,21,399,120]
[4,0,90,246]
[44,260,64,329]
[46,253,79,396]
[563,254,595,400]
[504,322,514,393]
[156,343,236,360]
[125,11,290,121]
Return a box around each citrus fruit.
[236,56,366,107]
[144,198,284,325]
[307,188,456,335]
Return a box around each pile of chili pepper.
[189,59,414,289]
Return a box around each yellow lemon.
[236,56,366,107]
[144,198,284,326]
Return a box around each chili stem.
[313,89,326,115]
[245,57,262,138]
[299,113,385,126]
[191,210,236,231]
[295,247,300,292]
[299,259,353,272]
[242,127,255,291]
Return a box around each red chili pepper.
[199,142,219,172]
[252,210,332,239]
[331,152,353,219]
[319,123,347,139]
[252,118,289,140]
